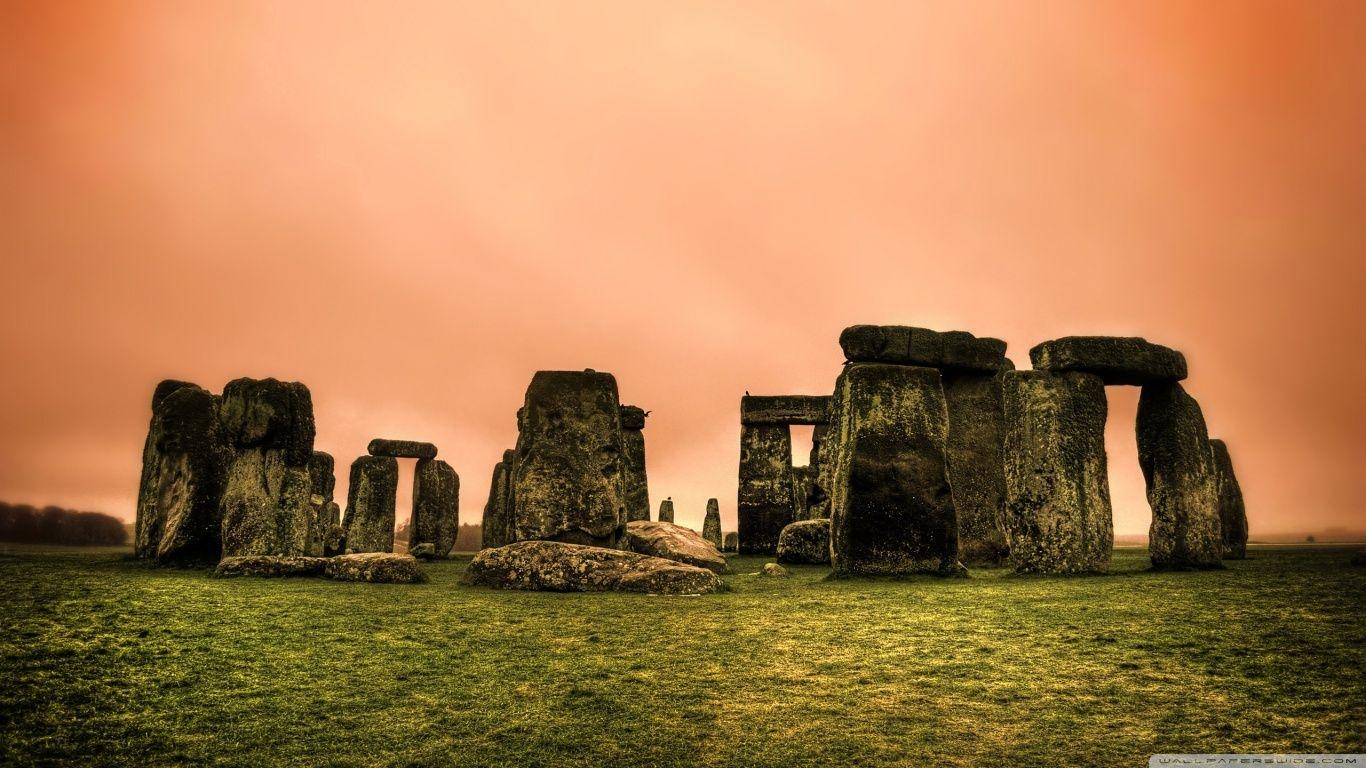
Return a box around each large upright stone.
[1137,383,1223,570]
[737,423,793,555]
[410,459,460,559]
[1030,336,1187,386]
[343,455,399,554]
[134,379,198,559]
[790,466,818,521]
[828,363,963,576]
[620,405,651,523]
[481,449,516,549]
[702,498,723,548]
[1210,439,1248,560]
[150,385,231,563]
[218,378,316,558]
[512,370,627,547]
[657,498,675,524]
[805,424,833,520]
[307,451,338,557]
[839,325,1006,373]
[943,368,1010,565]
[1002,371,1113,574]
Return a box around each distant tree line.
[395,522,483,553]
[0,502,128,546]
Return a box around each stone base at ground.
[462,540,722,594]
[776,519,831,564]
[722,531,738,552]
[324,553,426,583]
[759,563,788,577]
[622,520,729,573]
[214,555,327,578]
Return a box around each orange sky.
[2,1,1363,536]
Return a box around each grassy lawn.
[1,545,1362,767]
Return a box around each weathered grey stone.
[367,439,438,459]
[740,395,831,425]
[1030,336,1187,386]
[135,379,198,559]
[737,423,793,555]
[325,553,426,583]
[1002,371,1113,574]
[943,369,1010,566]
[722,532,738,552]
[410,459,459,559]
[306,451,335,557]
[219,378,315,467]
[1210,439,1248,560]
[657,498,675,524]
[702,498,723,548]
[219,449,314,558]
[622,520,729,574]
[777,518,831,564]
[1138,382,1223,570]
[805,424,832,520]
[146,385,232,564]
[759,562,788,577]
[462,540,722,594]
[620,406,650,523]
[839,325,1006,373]
[308,452,336,500]
[828,364,964,576]
[512,371,627,547]
[214,555,327,578]
[342,455,398,554]
[481,449,516,549]
[321,512,344,557]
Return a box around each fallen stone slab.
[622,520,729,574]
[839,325,1007,373]
[777,519,831,564]
[462,540,722,594]
[367,439,438,459]
[1029,336,1187,386]
[740,395,831,425]
[325,553,426,583]
[214,555,327,578]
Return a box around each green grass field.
[1,545,1362,767]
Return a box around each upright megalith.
[481,449,516,549]
[737,422,793,554]
[218,378,316,558]
[943,366,1011,565]
[410,459,460,559]
[1210,439,1248,559]
[1137,383,1223,570]
[790,466,818,521]
[657,497,675,524]
[147,384,231,564]
[135,379,199,559]
[512,370,627,548]
[1030,336,1186,386]
[1002,371,1113,574]
[343,455,399,554]
[702,498,723,548]
[620,405,651,523]
[827,364,963,577]
[307,451,340,556]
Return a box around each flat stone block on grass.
[462,540,722,594]
[325,553,426,583]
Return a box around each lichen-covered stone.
[657,498,675,524]
[622,520,729,574]
[828,363,964,576]
[702,498,723,548]
[759,563,788,577]
[219,449,315,558]
[838,325,1006,373]
[943,369,1010,566]
[462,540,722,594]
[306,451,336,557]
[1138,383,1223,570]
[790,466,818,521]
[134,379,197,559]
[214,555,327,578]
[512,371,627,547]
[722,532,738,552]
[737,423,793,555]
[218,378,316,467]
[1210,439,1248,560]
[777,519,831,564]
[308,451,336,500]
[367,439,438,459]
[325,552,426,583]
[1002,371,1113,574]
[409,458,459,559]
[740,395,831,425]
[805,424,833,520]
[343,455,398,554]
[322,516,344,557]
[149,385,232,564]
[1030,336,1187,386]
[481,449,516,549]
[620,406,650,523]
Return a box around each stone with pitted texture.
[777,518,831,565]
[481,449,516,549]
[1030,336,1186,386]
[410,459,459,559]
[657,498,675,524]
[306,451,336,556]
[462,540,722,594]
[839,325,1007,373]
[622,520,729,574]
[702,498,723,548]
[620,405,650,522]
[343,455,398,554]
[740,395,831,425]
[135,379,198,559]
[1138,383,1224,570]
[1210,439,1248,560]
[943,368,1011,566]
[722,532,738,552]
[367,439,438,459]
[214,555,327,578]
[145,384,232,564]
[325,553,426,583]
[737,423,793,555]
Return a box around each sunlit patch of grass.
[0,546,1362,766]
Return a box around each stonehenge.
[702,498,722,549]
[622,520,729,574]
[368,439,439,460]
[1137,383,1223,569]
[657,497,675,524]
[308,451,341,556]
[737,395,829,554]
[1030,337,1187,386]
[481,450,517,549]
[1210,439,1248,559]
[343,455,399,554]
[463,540,723,594]
[777,519,830,565]
[140,383,231,564]
[620,406,651,523]
[410,459,460,559]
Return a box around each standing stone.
[135,379,198,559]
[151,385,232,564]
[722,531,738,552]
[702,498,723,548]
[790,466,817,521]
[218,378,316,558]
[306,451,336,557]
[481,449,516,549]
[620,405,651,522]
[410,459,459,559]
[737,423,793,555]
[512,370,627,547]
[1210,439,1248,559]
[1137,383,1223,570]
[343,455,399,554]
[806,423,833,520]
[657,498,675,524]
[828,364,963,576]
[1002,371,1113,574]
[943,368,1011,566]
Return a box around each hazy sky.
[2,1,1363,536]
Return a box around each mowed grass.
[1,546,1362,767]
